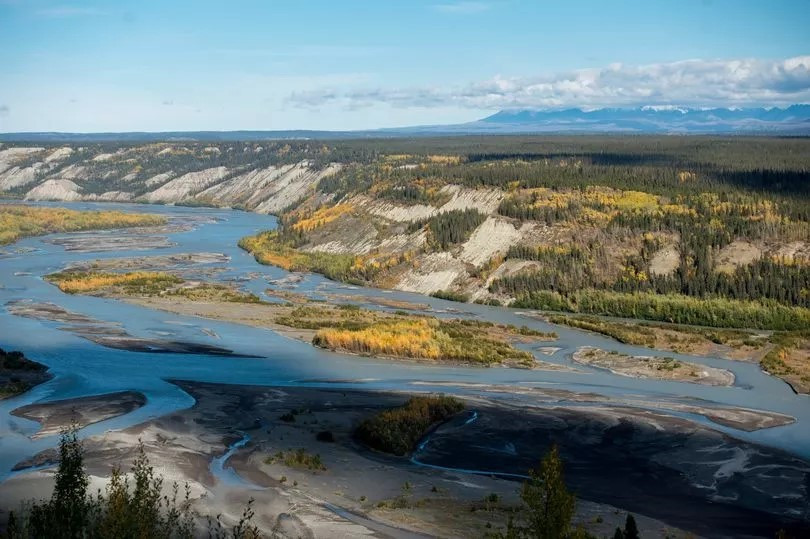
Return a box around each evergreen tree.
[9,427,258,538]
[27,425,89,538]
[623,514,640,539]
[500,444,578,539]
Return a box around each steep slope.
[0,142,339,215]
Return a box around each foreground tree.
[613,514,640,539]
[5,427,260,539]
[498,445,591,539]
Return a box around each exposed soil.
[12,391,147,438]
[3,382,808,538]
[573,346,735,386]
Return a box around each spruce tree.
[624,514,640,539]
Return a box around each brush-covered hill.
[2,136,809,328]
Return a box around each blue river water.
[0,201,808,480]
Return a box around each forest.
[250,136,810,334]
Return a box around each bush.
[316,431,335,443]
[355,395,464,456]
[431,289,469,303]
[265,449,326,471]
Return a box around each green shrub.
[355,395,464,456]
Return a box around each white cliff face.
[0,164,42,190]
[458,217,532,266]
[47,164,88,181]
[143,166,230,203]
[44,147,74,163]
[2,147,341,216]
[252,162,342,214]
[85,191,134,202]
[197,164,298,208]
[0,147,44,175]
[25,179,83,201]
[144,172,175,187]
[359,185,504,223]
[394,252,468,294]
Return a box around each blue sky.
[1,0,809,132]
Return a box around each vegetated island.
[2,138,808,390]
[43,269,558,368]
[0,348,50,399]
[572,346,735,386]
[536,313,810,394]
[0,204,166,245]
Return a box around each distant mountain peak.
[477,105,810,133]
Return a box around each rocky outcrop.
[394,252,468,294]
[0,147,44,174]
[459,217,532,266]
[3,147,342,215]
[85,191,134,202]
[0,165,41,190]
[47,164,88,182]
[361,185,503,223]
[144,172,175,187]
[142,166,229,203]
[25,179,83,201]
[44,147,73,163]
[251,162,342,214]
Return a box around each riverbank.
[0,204,166,246]
[11,391,146,438]
[3,381,808,538]
[41,258,562,369]
[572,346,735,386]
[0,348,50,400]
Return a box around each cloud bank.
[288,56,810,111]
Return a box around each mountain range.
[1,105,808,142]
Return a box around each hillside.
[2,137,809,320]
[2,106,809,142]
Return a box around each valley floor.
[4,382,809,538]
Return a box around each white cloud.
[432,1,491,14]
[287,56,810,110]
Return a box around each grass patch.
[355,395,464,456]
[45,271,262,303]
[313,318,534,365]
[0,204,165,245]
[431,289,470,303]
[166,283,263,303]
[275,304,544,366]
[265,449,326,471]
[761,330,810,377]
[548,314,656,346]
[46,270,183,295]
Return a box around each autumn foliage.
[46,271,182,295]
[355,395,464,455]
[0,204,165,245]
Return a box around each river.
[1,201,808,480]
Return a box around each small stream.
[209,432,260,490]
[1,200,808,481]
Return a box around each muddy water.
[1,201,808,480]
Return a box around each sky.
[1,0,809,132]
